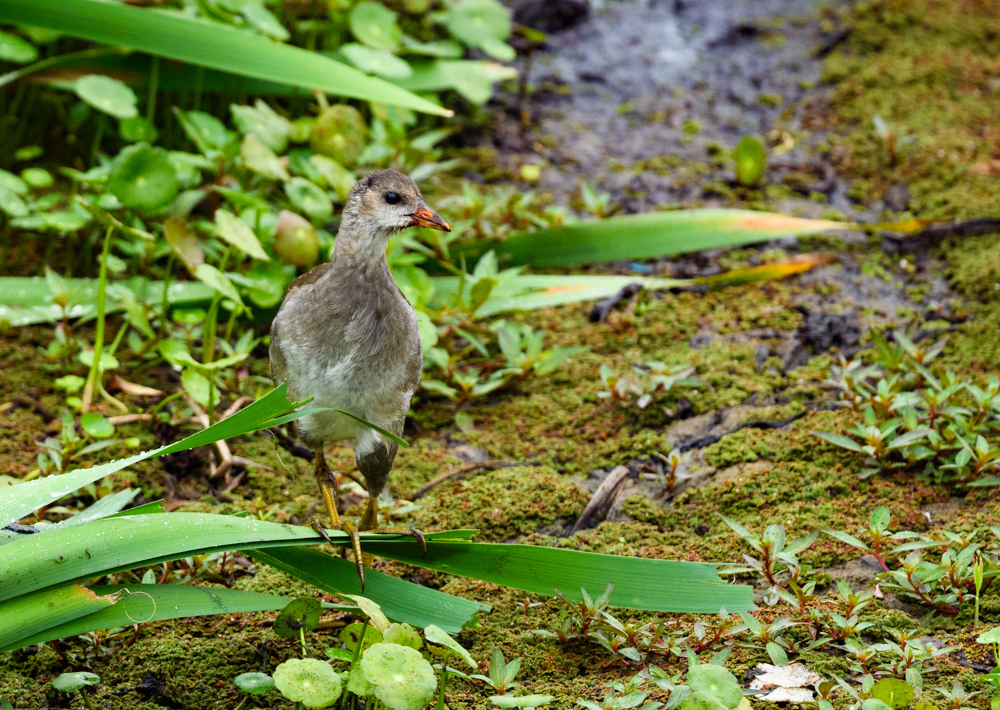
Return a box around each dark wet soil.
[497,0,857,214]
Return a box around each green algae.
[5,1,1000,702]
[412,466,589,541]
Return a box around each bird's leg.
[358,497,427,557]
[310,449,365,584]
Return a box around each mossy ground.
[5,0,1000,707]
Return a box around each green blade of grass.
[0,384,297,527]
[0,584,114,651]
[429,254,833,316]
[0,513,460,603]
[359,540,754,614]
[0,584,293,653]
[10,50,507,101]
[429,275,681,316]
[453,210,845,267]
[248,546,488,633]
[0,0,450,116]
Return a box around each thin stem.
[82,226,115,413]
[202,247,232,365]
[78,689,97,710]
[146,56,160,124]
[148,390,185,425]
[341,620,369,710]
[436,666,448,710]
[206,370,216,425]
[159,253,175,338]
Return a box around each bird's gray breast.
[275,264,420,443]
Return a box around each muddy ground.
[4,0,1000,707]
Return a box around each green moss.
[412,467,589,541]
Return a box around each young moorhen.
[269,169,450,587]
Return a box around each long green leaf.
[8,50,508,102]
[429,254,834,316]
[1,584,292,653]
[248,546,488,633]
[431,274,681,317]
[0,584,114,651]
[0,0,449,115]
[0,513,459,603]
[358,541,753,614]
[453,210,844,267]
[0,383,297,527]
[0,276,213,326]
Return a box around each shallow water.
[502,0,851,210]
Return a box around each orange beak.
[409,201,451,232]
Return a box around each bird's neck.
[333,210,393,279]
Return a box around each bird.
[268,169,450,587]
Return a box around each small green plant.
[824,506,999,617]
[274,658,343,709]
[52,672,101,710]
[35,409,130,477]
[934,681,979,710]
[598,362,703,414]
[578,181,615,218]
[717,515,819,605]
[471,649,523,696]
[815,329,1000,486]
[234,672,276,710]
[733,136,767,187]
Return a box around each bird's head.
[347,169,450,236]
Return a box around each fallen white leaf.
[748,663,820,703]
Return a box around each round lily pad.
[382,623,422,650]
[273,658,342,709]
[274,597,322,639]
[340,622,383,652]
[275,210,320,267]
[680,691,729,710]
[74,75,138,120]
[235,672,275,695]
[340,43,413,80]
[108,143,180,211]
[349,1,402,51]
[446,0,515,61]
[686,665,742,709]
[977,626,1000,644]
[119,116,159,143]
[52,672,100,693]
[871,679,914,709]
[81,412,115,439]
[310,105,368,168]
[361,643,437,710]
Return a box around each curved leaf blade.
[454,210,845,268]
[0,584,292,652]
[0,0,450,115]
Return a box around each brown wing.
[284,261,334,298]
[268,261,335,388]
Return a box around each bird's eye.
[385,192,402,205]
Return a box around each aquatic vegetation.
[815,329,1000,485]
